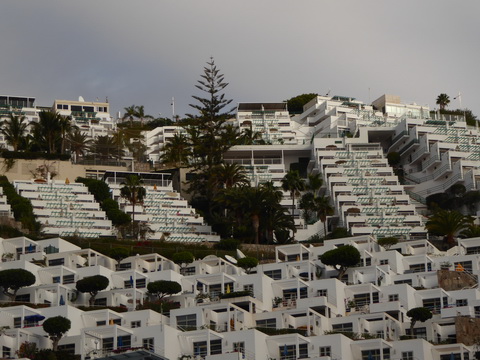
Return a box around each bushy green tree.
[42,316,71,351]
[320,245,361,279]
[0,268,36,300]
[378,237,398,250]
[76,275,109,306]
[406,307,432,336]
[172,251,194,267]
[147,280,182,299]
[237,257,259,274]
[285,93,318,113]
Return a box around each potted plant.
[1,253,14,262]
[440,261,452,270]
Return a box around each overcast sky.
[1,1,479,119]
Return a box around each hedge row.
[76,177,131,226]
[1,151,71,161]
[0,176,41,234]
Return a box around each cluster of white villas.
[2,235,480,360]
[11,173,218,242]
[0,96,115,157]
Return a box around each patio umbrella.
[117,337,123,348]
[129,276,134,287]
[59,295,65,306]
[367,351,373,360]
[283,344,288,357]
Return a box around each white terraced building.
[0,187,12,219]
[3,235,480,360]
[104,171,219,243]
[144,126,185,166]
[14,180,113,238]
[0,95,43,151]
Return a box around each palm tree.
[90,135,123,160]
[134,105,153,125]
[67,129,92,162]
[122,105,137,126]
[161,133,190,167]
[120,175,146,239]
[460,224,480,239]
[314,196,335,237]
[1,113,28,151]
[32,111,62,153]
[240,127,262,145]
[59,115,74,154]
[436,93,450,110]
[213,163,249,189]
[425,209,474,247]
[281,170,306,239]
[306,173,323,198]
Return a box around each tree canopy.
[76,275,109,306]
[425,209,474,247]
[147,280,182,299]
[237,257,259,274]
[0,268,36,300]
[320,245,361,279]
[43,316,71,351]
[285,93,318,113]
[406,307,432,335]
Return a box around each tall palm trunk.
[252,214,260,245]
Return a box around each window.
[332,322,353,332]
[177,314,196,330]
[406,327,427,340]
[380,259,389,265]
[131,321,141,328]
[264,269,282,280]
[94,298,107,306]
[402,351,414,360]
[49,258,65,266]
[279,344,308,360]
[57,343,75,354]
[3,346,11,358]
[96,321,106,326]
[233,342,245,356]
[15,294,30,302]
[317,289,328,297]
[63,275,75,284]
[456,299,468,307]
[103,338,114,351]
[243,284,253,295]
[193,340,222,357]
[256,318,276,328]
[14,317,21,328]
[410,263,426,273]
[117,335,131,349]
[389,294,399,302]
[361,348,390,360]
[454,261,473,272]
[319,346,331,357]
[181,266,196,276]
[143,338,154,351]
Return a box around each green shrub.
[214,238,240,251]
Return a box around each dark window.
[389,294,399,302]
[264,269,282,280]
[177,314,196,330]
[193,340,222,357]
[2,346,11,358]
[454,261,473,272]
[15,294,30,302]
[320,346,331,357]
[278,344,308,360]
[63,275,75,284]
[103,338,114,351]
[14,317,21,328]
[406,327,427,340]
[96,321,106,326]
[456,299,468,307]
[94,298,107,306]
[117,335,131,349]
[71,105,82,112]
[131,321,141,328]
[57,343,75,355]
[233,342,245,356]
[394,279,412,285]
[49,258,65,266]
[256,318,276,328]
[402,351,414,360]
[332,322,353,332]
[143,338,154,351]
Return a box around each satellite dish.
[225,255,237,264]
[236,249,246,259]
[78,96,85,102]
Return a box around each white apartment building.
[2,235,480,360]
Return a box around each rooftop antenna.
[453,92,462,109]
[171,97,175,121]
